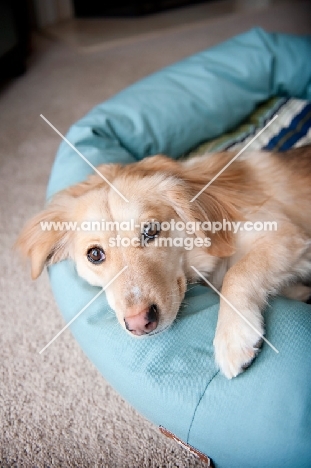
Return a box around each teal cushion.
[47,28,311,468]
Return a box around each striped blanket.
[191,97,311,154]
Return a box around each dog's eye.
[143,222,160,240]
[87,246,105,264]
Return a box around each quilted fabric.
[47,29,311,468]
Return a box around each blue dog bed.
[47,29,311,468]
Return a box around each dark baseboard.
[73,0,213,17]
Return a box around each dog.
[16,146,311,378]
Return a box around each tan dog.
[17,147,311,378]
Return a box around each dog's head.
[16,155,237,336]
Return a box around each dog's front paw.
[213,312,264,379]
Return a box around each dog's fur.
[17,147,311,378]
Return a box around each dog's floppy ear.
[141,154,239,257]
[188,190,237,257]
[160,177,237,258]
[16,164,121,279]
[15,195,74,280]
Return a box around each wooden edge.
[159,426,214,466]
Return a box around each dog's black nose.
[147,304,158,324]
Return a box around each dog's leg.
[213,225,311,379]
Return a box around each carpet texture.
[1,1,310,466]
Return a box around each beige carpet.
[1,1,310,466]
